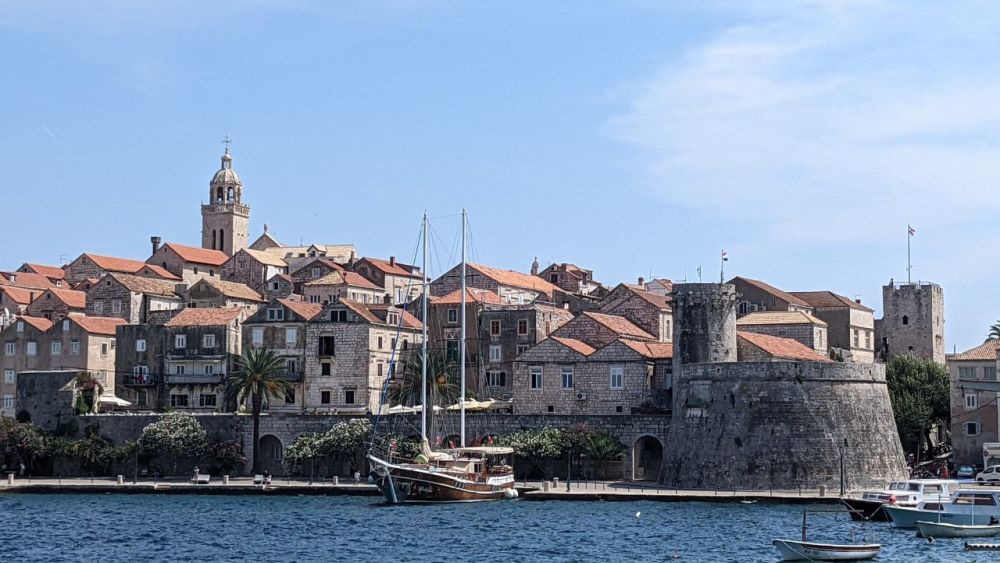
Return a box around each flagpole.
[907,224,912,285]
[720,251,725,284]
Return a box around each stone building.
[478,301,574,399]
[303,270,385,306]
[289,257,345,293]
[643,278,673,297]
[1,286,42,319]
[947,339,1000,466]
[243,299,324,414]
[85,273,183,324]
[354,257,424,305]
[537,262,603,295]
[248,226,356,273]
[114,323,167,410]
[201,146,250,256]
[161,307,248,412]
[736,310,828,354]
[16,263,66,284]
[431,262,558,305]
[62,253,149,285]
[736,331,833,363]
[221,248,288,291]
[729,276,815,317]
[0,271,56,291]
[425,288,503,394]
[304,299,423,413]
[184,277,264,313]
[24,288,87,321]
[599,284,672,342]
[0,316,53,417]
[550,311,654,349]
[147,242,229,285]
[875,281,945,364]
[262,273,296,301]
[790,291,876,363]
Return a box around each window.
[377,363,383,377]
[170,394,189,407]
[285,389,296,404]
[4,370,14,384]
[175,334,187,349]
[3,395,12,408]
[26,342,37,356]
[51,341,61,355]
[959,367,978,380]
[15,321,23,333]
[902,315,909,325]
[203,334,217,348]
[377,336,384,350]
[136,339,147,352]
[321,390,331,404]
[864,331,871,350]
[987,367,998,381]
[966,422,981,436]
[448,308,458,324]
[529,366,543,390]
[610,364,624,389]
[517,319,528,335]
[175,365,186,375]
[252,327,264,346]
[62,319,70,332]
[112,300,122,313]
[391,337,397,349]
[331,310,348,322]
[285,328,297,345]
[321,362,331,376]
[312,268,321,278]
[561,366,574,389]
[486,371,506,387]
[94,301,104,314]
[4,342,14,356]
[286,359,298,374]
[309,294,321,304]
[193,267,199,275]
[319,336,335,356]
[852,329,859,348]
[489,345,502,363]
[550,273,559,283]
[70,340,80,355]
[966,394,978,409]
[517,344,529,356]
[267,308,285,321]
[101,343,109,356]
[446,340,459,363]
[344,389,355,404]
[199,394,217,407]
[136,391,147,407]
[133,365,149,383]
[490,320,501,336]
[204,365,215,375]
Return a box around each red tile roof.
[83,253,148,273]
[952,339,1000,361]
[305,271,380,290]
[339,300,382,324]
[581,311,655,339]
[0,286,41,305]
[624,285,671,309]
[291,257,345,276]
[1,271,55,290]
[551,336,597,356]
[432,288,504,305]
[19,316,54,332]
[72,316,128,336]
[138,264,182,281]
[160,243,229,266]
[362,257,421,278]
[165,307,245,327]
[469,263,559,297]
[737,311,828,327]
[789,291,874,313]
[278,298,324,321]
[730,276,813,308]
[197,277,264,302]
[367,303,424,330]
[618,339,673,359]
[243,248,289,268]
[43,288,87,309]
[104,273,180,297]
[21,263,66,279]
[737,331,832,362]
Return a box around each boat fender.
[888,495,897,505]
[504,488,519,500]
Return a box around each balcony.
[282,371,304,382]
[165,373,223,385]
[123,374,158,386]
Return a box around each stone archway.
[259,434,284,476]
[632,435,664,481]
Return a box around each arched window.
[219,229,225,251]
[212,230,217,250]
[902,315,909,325]
[227,187,234,202]
[216,186,224,202]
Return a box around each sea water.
[0,494,969,561]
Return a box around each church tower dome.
[201,136,250,256]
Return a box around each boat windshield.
[954,493,997,506]
[888,481,917,491]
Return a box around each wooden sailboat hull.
[369,456,516,504]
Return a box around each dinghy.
[916,520,1000,539]
[772,539,881,561]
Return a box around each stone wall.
[876,282,945,364]
[664,361,907,490]
[671,283,737,368]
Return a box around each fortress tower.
[201,145,250,256]
[671,283,738,369]
[875,282,945,364]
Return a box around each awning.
[99,394,132,407]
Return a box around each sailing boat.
[367,211,518,503]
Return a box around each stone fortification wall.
[664,361,907,490]
[671,283,737,368]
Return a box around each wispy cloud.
[41,125,64,147]
[607,1,1000,245]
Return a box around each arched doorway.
[259,435,284,476]
[633,435,664,481]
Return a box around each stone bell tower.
[201,138,250,256]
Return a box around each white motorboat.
[886,490,1000,528]
[843,479,959,521]
[772,539,880,561]
[916,520,1000,539]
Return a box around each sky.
[1,0,997,351]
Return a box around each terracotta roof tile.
[105,273,180,297]
[551,336,597,356]
[0,286,41,305]
[138,264,182,281]
[242,248,289,268]
[277,298,324,320]
[198,277,264,302]
[291,257,345,276]
[165,307,245,327]
[623,285,671,309]
[730,276,813,308]
[581,311,655,339]
[43,288,87,309]
[737,310,828,327]
[789,291,874,313]
[431,288,504,305]
[366,303,423,330]
[338,299,382,324]
[160,243,229,266]
[304,271,379,290]
[362,257,421,278]
[19,316,54,332]
[952,340,1000,361]
[72,279,99,290]
[618,339,673,359]
[737,331,832,362]
[21,263,66,279]
[83,253,148,273]
[1,271,55,290]
[71,316,128,336]
[469,263,559,297]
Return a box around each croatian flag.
[908,224,916,236]
[722,250,729,262]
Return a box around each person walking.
[353,468,361,486]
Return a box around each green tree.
[73,371,104,414]
[207,440,247,475]
[227,348,292,474]
[138,412,208,475]
[989,321,1000,340]
[73,434,112,475]
[0,418,48,472]
[388,350,460,407]
[583,432,626,479]
[885,355,950,456]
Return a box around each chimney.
[389,256,396,267]
[150,236,162,255]
[855,298,862,304]
[384,294,392,304]
[638,276,645,286]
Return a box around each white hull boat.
[916,520,1000,539]
[772,539,881,561]
[885,490,1000,529]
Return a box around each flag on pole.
[722,250,729,262]
[908,224,916,236]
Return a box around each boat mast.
[459,208,467,448]
[421,212,429,442]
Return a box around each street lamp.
[839,438,848,497]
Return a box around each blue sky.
[1,1,997,350]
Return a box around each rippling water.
[0,494,974,562]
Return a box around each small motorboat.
[965,542,1000,551]
[917,520,1000,539]
[772,539,881,561]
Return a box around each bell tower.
[201,136,250,256]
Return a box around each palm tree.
[989,322,1000,341]
[583,433,626,480]
[227,348,292,474]
[387,350,460,408]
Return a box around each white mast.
[421,212,429,442]
[459,208,467,447]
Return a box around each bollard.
[819,485,827,497]
[332,476,339,486]
[552,477,559,488]
[223,475,230,485]
[542,481,550,492]
[6,474,13,485]
[117,475,124,485]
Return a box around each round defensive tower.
[670,283,738,368]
